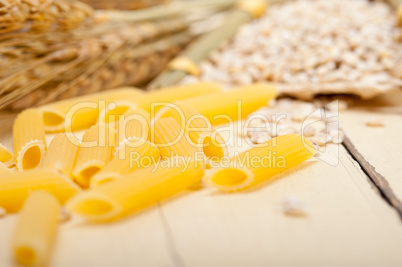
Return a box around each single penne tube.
[0,143,13,167]
[155,102,228,163]
[151,117,201,158]
[178,83,277,125]
[13,191,59,267]
[204,134,316,192]
[91,138,161,187]
[138,82,222,114]
[98,100,138,125]
[13,109,47,170]
[39,87,144,133]
[0,169,80,213]
[42,133,80,177]
[72,124,115,188]
[116,107,151,148]
[67,159,205,222]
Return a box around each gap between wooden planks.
[340,91,402,219]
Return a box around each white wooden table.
[0,91,401,267]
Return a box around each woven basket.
[0,0,191,110]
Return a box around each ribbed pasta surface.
[72,125,115,188]
[13,109,47,170]
[155,102,228,162]
[117,107,151,147]
[153,117,200,158]
[204,134,316,192]
[42,133,80,177]
[91,139,160,187]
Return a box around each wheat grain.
[0,16,189,110]
[186,0,402,100]
[81,0,170,10]
[0,0,93,33]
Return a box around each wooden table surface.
[0,91,401,267]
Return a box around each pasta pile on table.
[0,83,317,266]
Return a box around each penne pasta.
[116,107,151,148]
[0,169,80,213]
[98,100,138,125]
[204,134,316,192]
[138,82,222,114]
[152,117,201,158]
[72,124,115,188]
[0,162,11,173]
[155,102,228,163]
[39,88,144,133]
[0,143,13,166]
[91,139,160,187]
[13,191,59,267]
[13,109,47,170]
[177,83,277,125]
[67,159,205,222]
[42,133,80,177]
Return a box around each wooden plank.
[340,91,402,213]
[1,112,402,267]
[0,208,178,267]
[158,145,402,267]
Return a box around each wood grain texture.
[157,145,402,267]
[343,135,402,219]
[340,91,402,215]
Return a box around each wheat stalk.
[0,0,93,33]
[10,31,190,110]
[0,16,189,110]
[80,0,170,10]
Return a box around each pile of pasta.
[0,82,316,266]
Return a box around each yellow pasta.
[155,102,228,163]
[152,117,201,158]
[0,142,13,165]
[167,56,200,76]
[178,83,277,125]
[237,0,267,18]
[39,87,144,133]
[13,109,47,170]
[138,82,222,114]
[91,139,161,187]
[0,169,80,213]
[116,107,151,148]
[204,134,317,192]
[72,124,115,188]
[98,100,138,125]
[67,159,205,222]
[42,133,80,177]
[0,162,11,173]
[13,191,59,267]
